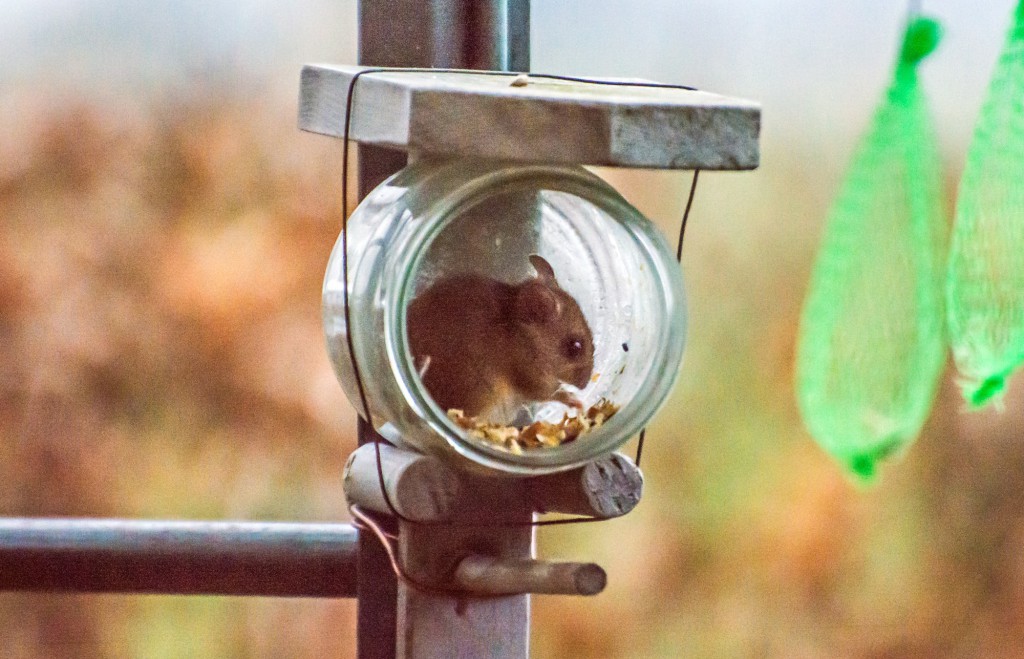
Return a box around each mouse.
[407,254,595,422]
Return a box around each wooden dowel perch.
[345,443,643,522]
[344,443,461,522]
[526,452,643,518]
[343,441,638,603]
[453,556,606,596]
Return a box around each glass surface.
[323,158,686,475]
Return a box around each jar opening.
[381,162,686,474]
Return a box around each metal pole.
[0,518,358,597]
[354,2,529,657]
[356,0,530,195]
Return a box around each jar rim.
[384,160,686,475]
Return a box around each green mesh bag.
[947,1,1024,408]
[796,18,947,480]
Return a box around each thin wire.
[337,66,697,93]
[525,72,696,91]
[634,428,647,466]
[349,505,479,597]
[677,170,701,262]
[340,67,700,532]
[635,168,700,467]
[340,79,372,427]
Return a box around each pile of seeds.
[447,399,620,454]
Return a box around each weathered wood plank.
[396,473,532,659]
[299,65,760,170]
[398,586,530,658]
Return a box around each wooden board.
[397,476,533,659]
[299,65,760,170]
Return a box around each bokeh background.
[3,0,1024,656]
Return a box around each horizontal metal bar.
[0,518,358,598]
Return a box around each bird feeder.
[303,67,759,474]
[299,64,759,654]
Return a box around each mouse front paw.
[552,390,584,409]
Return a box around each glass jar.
[323,158,686,476]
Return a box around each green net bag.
[796,18,947,480]
[947,1,1024,408]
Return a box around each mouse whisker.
[416,355,432,379]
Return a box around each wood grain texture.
[526,452,643,518]
[343,443,645,657]
[299,65,760,170]
[398,585,530,659]
[397,475,532,659]
[453,555,606,596]
[344,443,462,522]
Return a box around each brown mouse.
[407,255,594,421]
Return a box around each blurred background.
[2,0,1024,656]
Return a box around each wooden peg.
[453,555,606,596]
[526,452,643,518]
[343,443,462,522]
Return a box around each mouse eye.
[563,336,584,359]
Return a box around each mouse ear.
[514,281,562,324]
[529,254,559,287]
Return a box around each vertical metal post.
[355,3,529,657]
[355,418,400,659]
[357,0,530,195]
